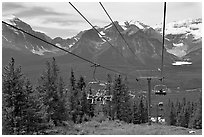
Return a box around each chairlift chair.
[159,108,164,111]
[91,99,96,104]
[154,84,167,95]
[87,64,114,105]
[87,94,96,104]
[158,102,164,106]
[86,64,108,94]
[96,96,104,102]
[129,93,136,98]
[101,95,113,105]
[104,95,113,101]
[158,114,163,117]
[102,99,106,105]
[87,94,94,100]
[87,96,96,104]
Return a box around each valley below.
[2,3,202,135]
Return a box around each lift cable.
[2,21,127,76]
[3,2,167,83]
[160,2,167,80]
[69,2,143,74]
[99,2,138,60]
[99,2,145,78]
[69,2,124,58]
[134,2,167,81]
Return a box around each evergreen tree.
[188,101,195,127]
[87,88,95,118]
[122,77,132,123]
[2,58,23,134]
[68,68,76,122]
[182,107,190,128]
[176,105,185,126]
[55,77,68,124]
[21,79,38,134]
[103,74,113,119]
[2,58,41,134]
[144,98,148,123]
[77,76,87,123]
[112,75,132,122]
[166,98,202,129]
[132,100,140,124]
[138,97,146,123]
[189,97,202,129]
[165,99,172,124]
[37,58,67,126]
[169,102,176,125]
[68,69,81,123]
[175,99,181,125]
[58,77,64,99]
[112,75,123,120]
[182,97,186,107]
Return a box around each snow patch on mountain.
[2,35,11,42]
[119,22,127,30]
[3,14,18,25]
[154,18,202,40]
[34,29,47,34]
[168,49,187,57]
[25,45,28,49]
[119,21,148,31]
[97,30,110,43]
[189,23,202,40]
[104,24,113,31]
[99,31,105,36]
[31,45,58,56]
[173,43,184,47]
[31,45,44,55]
[74,37,79,41]
[55,43,72,49]
[172,61,192,66]
[134,21,144,29]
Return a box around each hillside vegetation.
[74,120,202,135]
[2,58,202,135]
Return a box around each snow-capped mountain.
[154,18,202,58]
[2,15,77,57]
[4,15,202,68]
[55,21,176,67]
[2,16,201,91]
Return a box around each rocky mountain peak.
[2,16,201,67]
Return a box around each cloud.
[3,2,72,18]
[166,2,202,13]
[41,17,110,27]
[42,17,84,26]
[2,2,25,11]
[15,7,70,18]
[32,26,80,38]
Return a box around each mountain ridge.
[2,16,201,68]
[154,18,202,58]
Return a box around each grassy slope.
[74,120,202,135]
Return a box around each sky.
[2,1,202,39]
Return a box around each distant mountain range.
[0,16,182,66]
[154,18,202,58]
[2,15,202,90]
[2,16,202,67]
